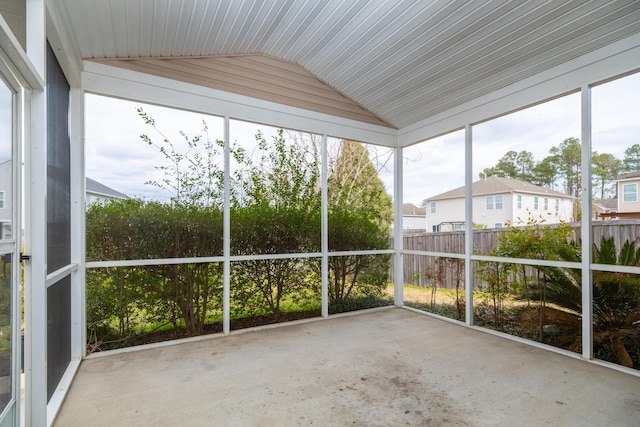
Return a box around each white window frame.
[534,196,539,210]
[486,196,494,210]
[517,194,522,209]
[495,195,503,209]
[544,197,549,210]
[0,191,4,209]
[430,202,436,213]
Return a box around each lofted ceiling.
[49,0,640,130]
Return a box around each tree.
[531,156,558,188]
[623,144,640,173]
[548,137,581,197]
[325,140,393,307]
[231,129,321,320]
[238,129,320,210]
[328,140,393,232]
[544,137,582,220]
[324,206,390,306]
[592,152,621,199]
[137,108,229,208]
[479,150,536,182]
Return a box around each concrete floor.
[54,307,640,426]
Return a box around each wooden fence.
[392,220,640,289]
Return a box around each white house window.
[431,225,438,232]
[494,223,503,228]
[517,194,522,209]
[430,202,436,213]
[0,191,4,209]
[555,199,559,212]
[534,196,539,209]
[495,195,503,209]
[486,196,494,210]
[544,198,549,210]
[623,183,637,202]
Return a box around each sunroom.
[0,1,639,426]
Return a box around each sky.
[85,72,640,207]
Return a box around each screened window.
[623,183,637,202]
[534,197,539,209]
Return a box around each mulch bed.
[93,309,322,352]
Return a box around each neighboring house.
[0,161,12,239]
[86,177,128,207]
[593,198,617,220]
[599,171,640,219]
[424,176,574,232]
[402,203,426,232]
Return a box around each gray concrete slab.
[54,307,640,426]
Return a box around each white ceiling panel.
[50,0,640,130]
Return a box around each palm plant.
[533,236,640,367]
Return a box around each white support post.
[393,145,403,305]
[69,87,85,360]
[223,116,230,334]
[321,135,328,317]
[464,124,473,326]
[24,88,47,427]
[580,85,593,360]
[25,1,47,426]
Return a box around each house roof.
[403,203,426,216]
[593,198,618,211]
[48,1,640,134]
[617,170,640,181]
[424,176,572,202]
[86,177,128,200]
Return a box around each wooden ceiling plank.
[95,58,392,127]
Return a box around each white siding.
[474,193,512,229]
[426,192,574,232]
[512,193,574,225]
[425,198,464,232]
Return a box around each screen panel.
[46,42,72,402]
[46,43,71,273]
